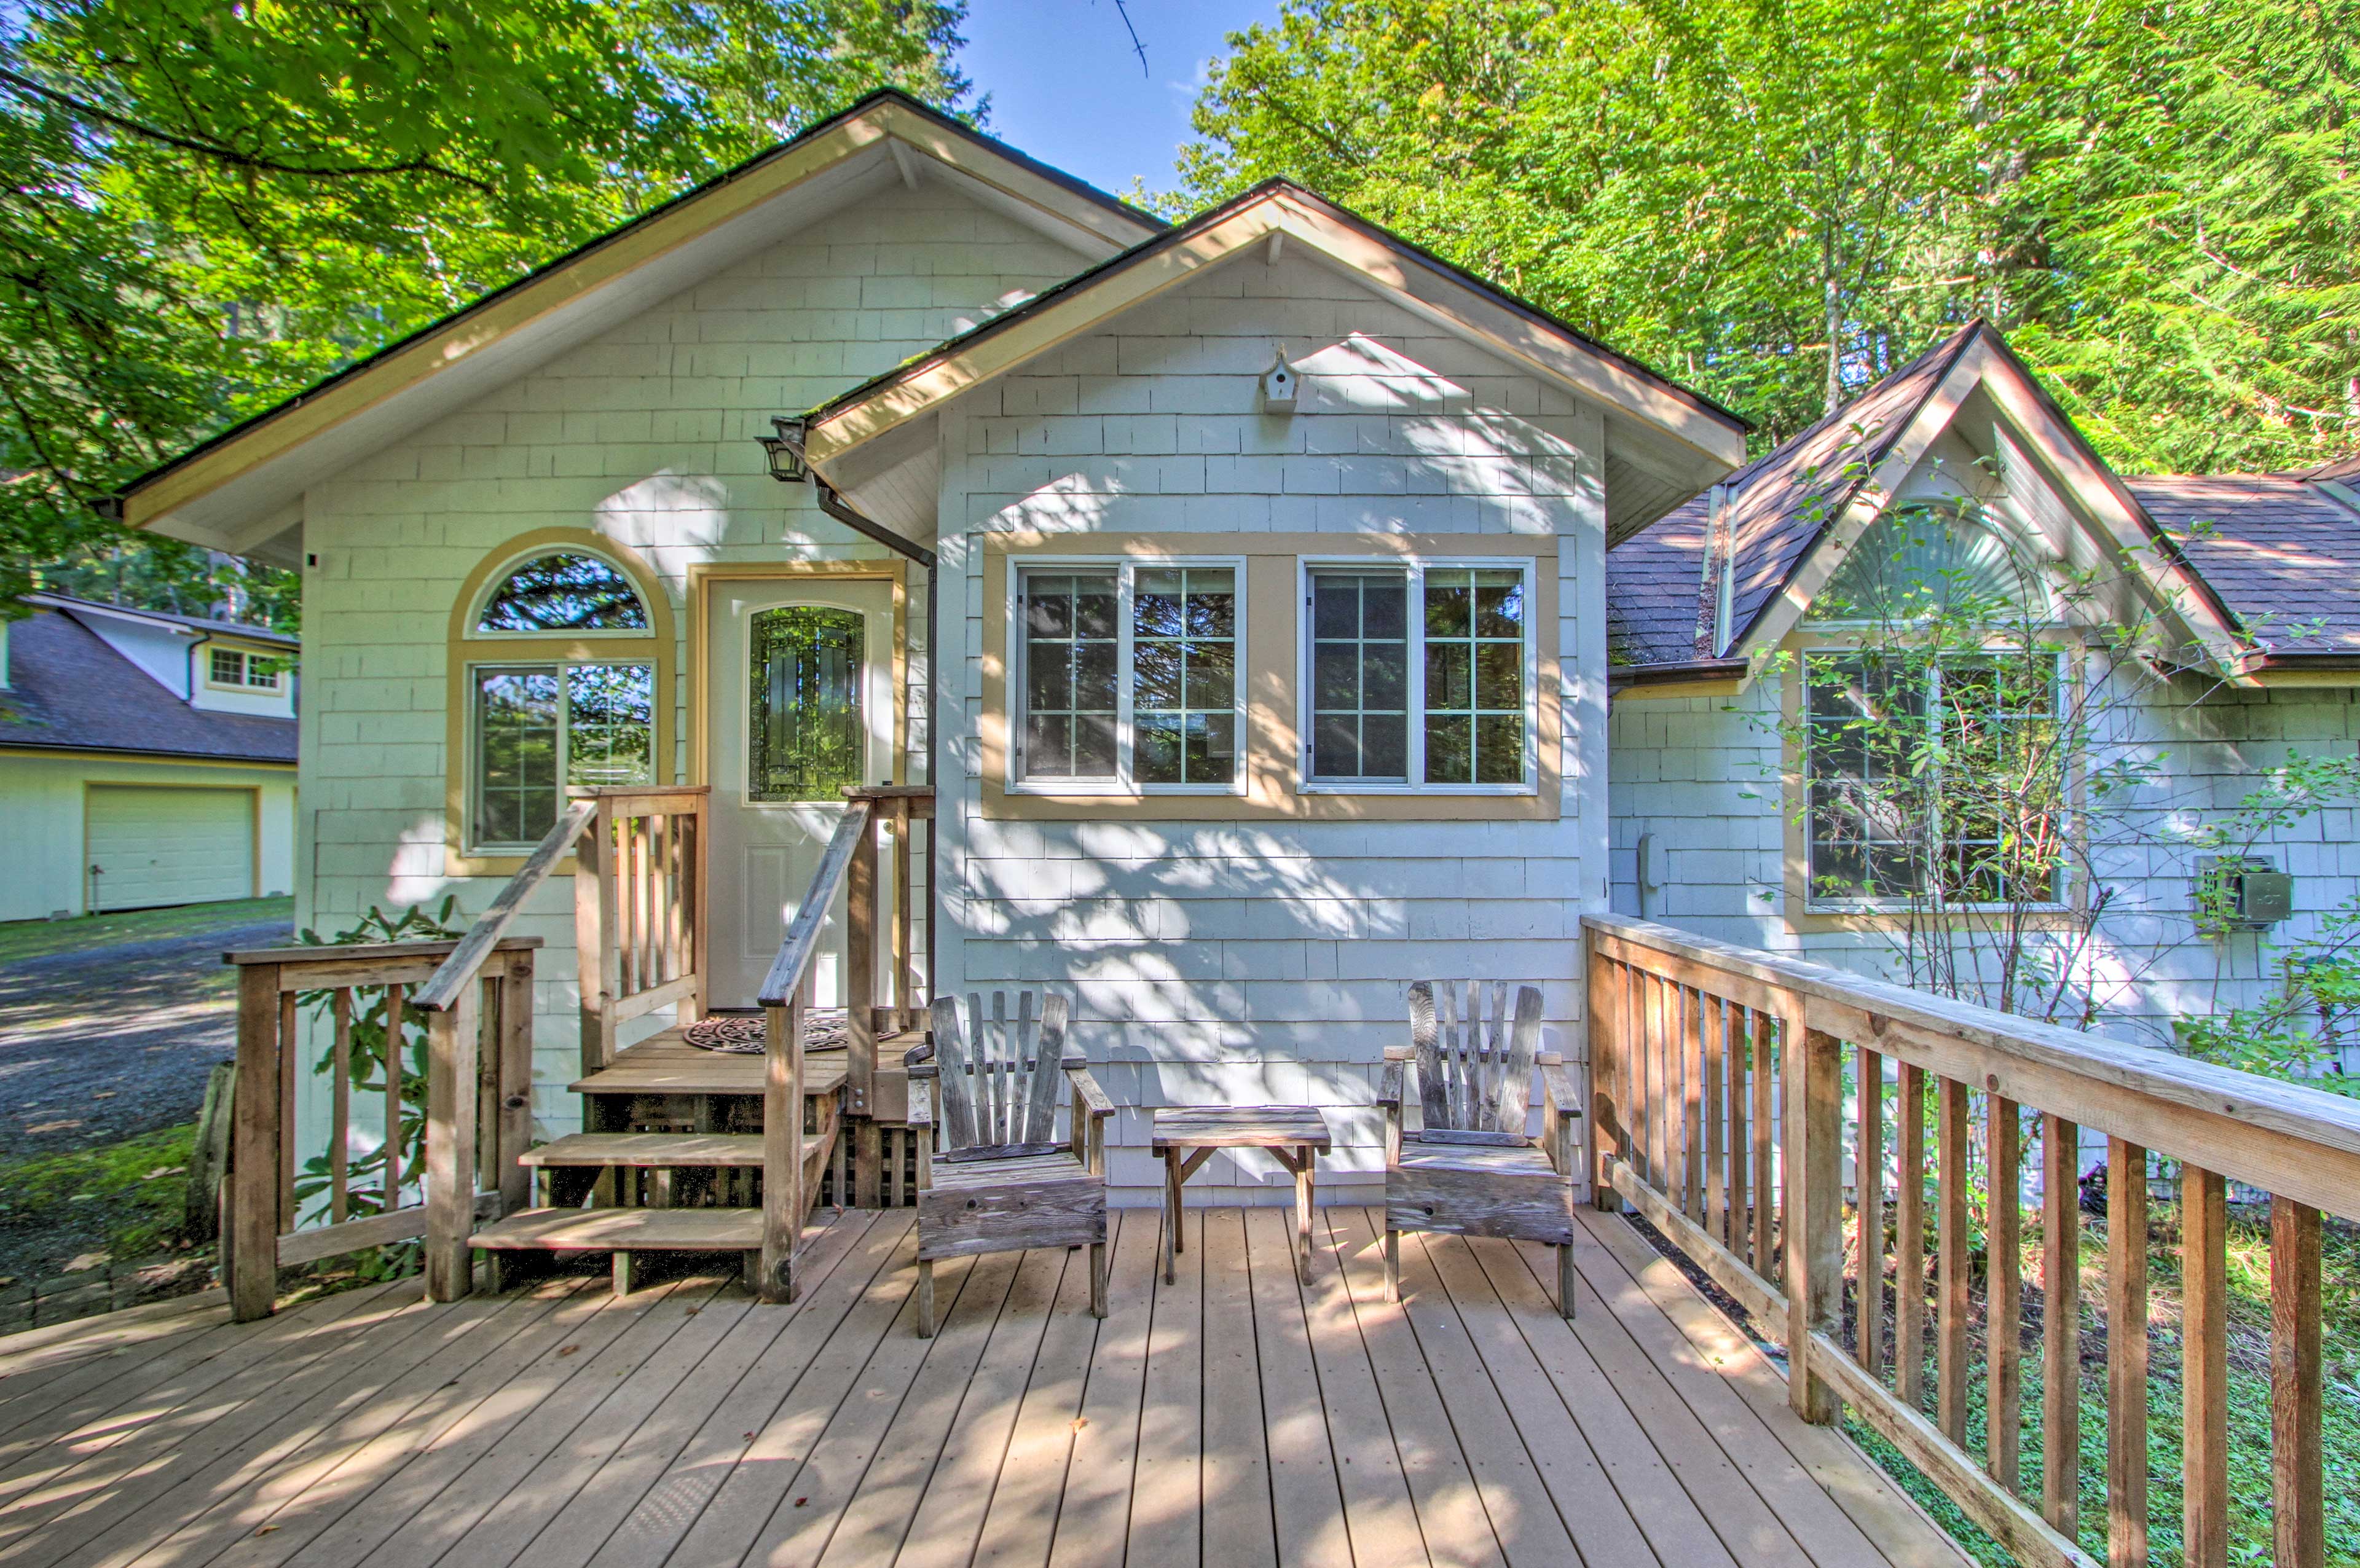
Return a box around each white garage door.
[85,786,254,911]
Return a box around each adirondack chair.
[903,991,1114,1338]
[1377,980,1583,1317]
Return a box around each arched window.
[476,552,650,632]
[1817,506,2052,624]
[452,541,669,857]
[749,606,866,801]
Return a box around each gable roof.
[799,178,1750,518]
[114,90,1162,555]
[31,592,298,649]
[1607,319,2252,681]
[2130,474,2360,661]
[0,608,296,764]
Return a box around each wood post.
[1584,930,1621,1212]
[573,802,616,1076]
[1857,1047,1885,1379]
[2180,1164,2227,1568]
[1986,1095,2023,1493]
[423,980,481,1302]
[1937,1075,1970,1447]
[2272,1196,2324,1568]
[229,962,285,1322]
[2105,1137,2149,1568]
[2041,1114,2082,1535]
[497,954,537,1217]
[847,798,878,1118]
[759,995,806,1304]
[1785,1019,1843,1425]
[1895,1064,1927,1411]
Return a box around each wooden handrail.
[1583,912,2351,1568]
[757,799,874,1008]
[414,796,599,1013]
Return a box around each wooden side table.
[1151,1105,1333,1284]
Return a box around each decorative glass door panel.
[750,606,865,802]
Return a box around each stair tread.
[517,1133,765,1168]
[470,1206,763,1251]
[569,1030,852,1096]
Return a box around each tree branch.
[0,65,495,194]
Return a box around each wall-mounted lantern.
[1261,349,1297,412]
[757,415,808,482]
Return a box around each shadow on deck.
[0,1205,1965,1568]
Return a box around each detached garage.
[85,785,258,911]
[0,598,297,923]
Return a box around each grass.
[0,1123,201,1285]
[1833,1200,2360,1568]
[0,895,291,965]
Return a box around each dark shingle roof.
[34,592,297,647]
[0,609,296,763]
[2129,475,2360,656]
[1607,324,1977,668]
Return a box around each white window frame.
[1799,645,2070,913]
[205,646,286,692]
[1296,555,1540,796]
[467,547,658,643]
[1007,555,1249,797]
[465,656,656,853]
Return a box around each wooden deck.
[0,1206,1966,1568]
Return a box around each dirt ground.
[0,897,293,1159]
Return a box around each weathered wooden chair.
[903,991,1114,1338]
[1377,980,1583,1317]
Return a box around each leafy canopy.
[0,0,971,624]
[1176,0,2360,471]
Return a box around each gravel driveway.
[0,900,293,1159]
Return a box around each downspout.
[806,473,940,1006]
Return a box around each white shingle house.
[109,93,2360,1204]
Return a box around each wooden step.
[517,1133,765,1169]
[569,1031,851,1097]
[469,1207,763,1252]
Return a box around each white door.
[707,578,897,1010]
[85,785,254,911]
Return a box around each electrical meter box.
[2195,855,2294,930]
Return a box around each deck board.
[0,1208,1969,1568]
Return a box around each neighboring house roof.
[0,608,297,764]
[799,178,1750,533]
[28,591,299,649]
[114,90,1164,556]
[1607,319,2260,683]
[2129,475,2360,660]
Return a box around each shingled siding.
[1607,674,2360,1081]
[930,254,1613,1205]
[293,181,1089,1141]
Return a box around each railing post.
[1583,924,1622,1212]
[760,988,807,1303]
[847,798,879,1118]
[1785,1009,1843,1425]
[497,952,537,1217]
[423,981,481,1302]
[229,962,285,1322]
[2272,1196,2324,1568]
[573,799,618,1076]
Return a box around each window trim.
[1294,554,1540,797]
[466,546,658,641]
[443,529,675,877]
[1005,554,1248,798]
[1783,629,2082,925]
[203,646,288,694]
[464,657,658,854]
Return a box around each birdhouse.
[1261,349,1297,412]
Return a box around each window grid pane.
[210,648,244,686]
[1135,567,1237,785]
[1021,571,1119,780]
[476,667,561,847]
[1422,567,1525,784]
[1308,569,1409,782]
[565,663,655,790]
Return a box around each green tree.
[1176,0,2360,471]
[1,0,972,625]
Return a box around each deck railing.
[1584,912,2358,1568]
[221,936,540,1321]
[572,785,710,1075]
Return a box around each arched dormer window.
[450,538,672,860]
[1815,504,2054,626]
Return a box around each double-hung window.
[208,647,288,691]
[1302,559,1535,791]
[465,551,657,851]
[1803,649,2065,907]
[1012,560,1243,793]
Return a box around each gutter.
[1609,657,1750,698]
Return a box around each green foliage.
[0,1123,200,1277]
[0,0,972,621]
[291,896,467,1278]
[1177,0,2360,469]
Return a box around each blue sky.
[953,0,1281,203]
